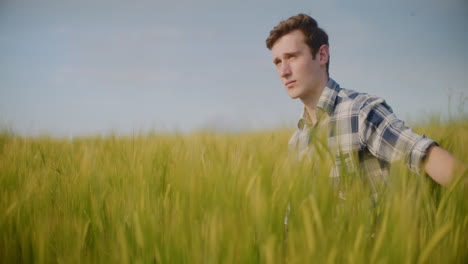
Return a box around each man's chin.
[286,88,302,99]
[287,93,300,99]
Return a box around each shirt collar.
[297,78,341,129]
[316,78,341,115]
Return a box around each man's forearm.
[424,146,463,186]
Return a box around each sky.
[1,0,467,137]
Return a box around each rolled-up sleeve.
[358,99,437,175]
[407,135,437,174]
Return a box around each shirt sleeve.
[358,99,437,175]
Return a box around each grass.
[0,121,466,263]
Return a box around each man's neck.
[300,75,329,125]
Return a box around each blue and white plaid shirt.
[289,78,436,195]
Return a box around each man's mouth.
[285,80,296,87]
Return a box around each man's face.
[271,30,323,100]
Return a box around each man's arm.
[424,145,465,186]
[358,100,466,186]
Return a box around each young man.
[266,14,458,193]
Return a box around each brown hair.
[266,14,330,74]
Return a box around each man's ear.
[318,45,329,65]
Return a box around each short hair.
[266,13,330,75]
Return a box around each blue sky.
[1,0,467,137]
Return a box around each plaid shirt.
[289,78,436,196]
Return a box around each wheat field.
[0,121,466,263]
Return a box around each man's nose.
[279,62,291,78]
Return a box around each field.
[0,121,467,263]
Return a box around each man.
[265,13,459,194]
